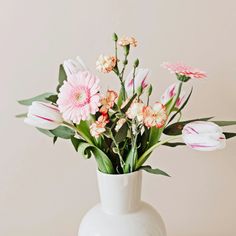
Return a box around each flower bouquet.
[17,33,236,176]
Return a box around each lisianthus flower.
[115,118,126,132]
[126,101,144,122]
[152,102,168,128]
[100,90,118,114]
[118,37,137,47]
[162,62,207,80]
[125,68,149,95]
[143,102,168,128]
[57,71,100,124]
[142,106,156,128]
[161,83,185,108]
[90,114,109,138]
[96,55,117,73]
[63,56,87,77]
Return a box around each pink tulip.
[161,83,185,108]
[182,121,226,151]
[24,102,63,130]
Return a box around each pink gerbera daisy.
[57,71,100,123]
[162,62,207,79]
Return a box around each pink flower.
[96,55,117,73]
[143,103,168,128]
[152,102,168,128]
[143,106,156,128]
[182,121,226,151]
[162,62,207,79]
[57,71,100,124]
[100,90,118,114]
[161,83,185,108]
[125,68,149,95]
[90,114,109,138]
[24,101,63,130]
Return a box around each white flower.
[63,56,87,77]
[125,68,149,95]
[126,102,144,122]
[24,102,63,130]
[96,55,116,73]
[182,121,226,151]
[115,118,126,132]
[161,83,185,108]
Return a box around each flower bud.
[182,121,226,151]
[134,59,139,68]
[112,33,118,42]
[147,84,153,96]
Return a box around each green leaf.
[163,142,186,147]
[53,136,58,144]
[46,94,58,103]
[212,121,236,127]
[114,123,128,143]
[36,128,55,137]
[18,92,54,106]
[56,64,67,92]
[50,126,75,139]
[163,117,214,136]
[76,120,95,144]
[224,132,236,139]
[140,166,170,177]
[71,136,81,151]
[117,89,124,108]
[168,87,193,124]
[121,93,137,113]
[15,113,27,118]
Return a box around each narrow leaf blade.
[18,92,54,106]
[140,166,170,177]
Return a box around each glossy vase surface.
[78,170,167,236]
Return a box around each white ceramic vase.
[78,170,167,236]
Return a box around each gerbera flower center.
[73,87,90,107]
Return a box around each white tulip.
[63,56,87,77]
[182,121,226,151]
[161,83,185,108]
[125,68,149,95]
[24,102,63,130]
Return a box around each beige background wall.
[1,0,236,235]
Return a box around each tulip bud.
[182,121,226,151]
[24,102,63,130]
[161,83,185,108]
[63,56,87,77]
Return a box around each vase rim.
[97,169,142,178]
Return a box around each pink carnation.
[57,71,100,123]
[162,62,207,79]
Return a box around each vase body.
[78,170,167,236]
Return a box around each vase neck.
[97,170,142,215]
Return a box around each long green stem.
[63,121,93,145]
[109,130,125,170]
[135,136,181,170]
[132,67,137,95]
